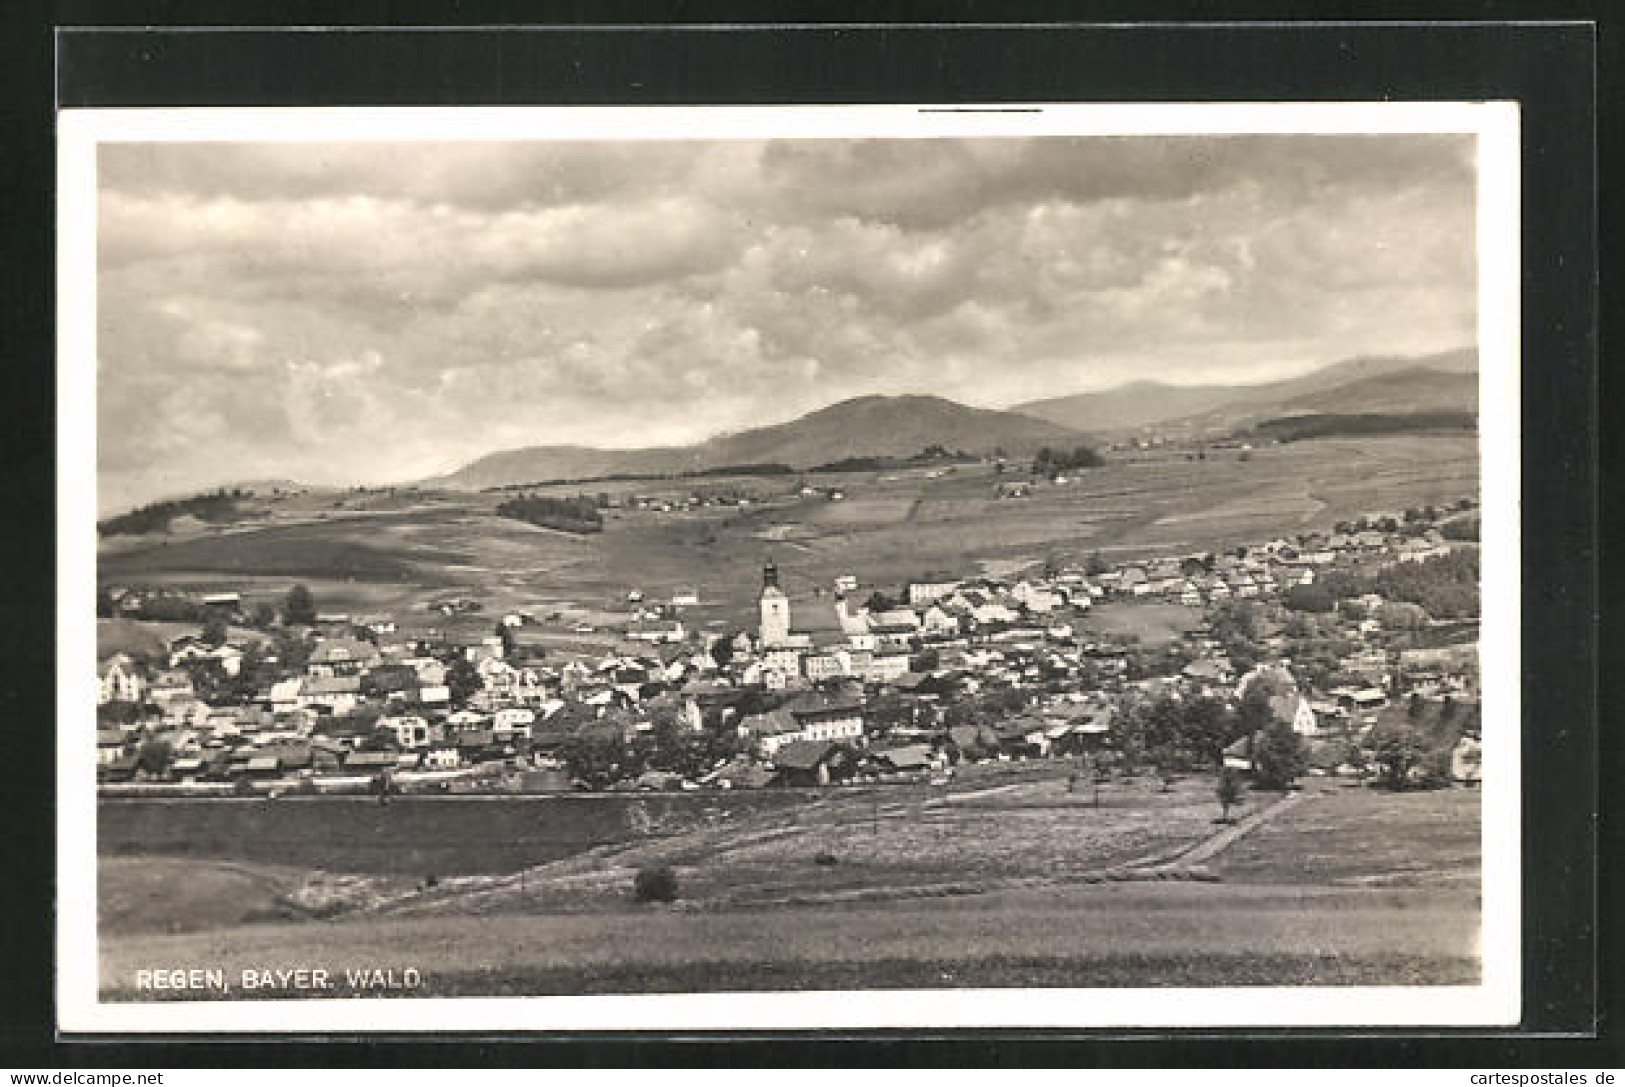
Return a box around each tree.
[1367,719,1426,790]
[445,657,481,705]
[201,616,229,648]
[272,627,312,673]
[1251,720,1306,791]
[1084,552,1109,576]
[1148,743,1180,791]
[561,733,622,790]
[709,635,735,668]
[135,738,173,778]
[1233,683,1276,742]
[96,588,116,618]
[864,590,893,613]
[1216,767,1244,822]
[249,601,277,628]
[282,583,317,626]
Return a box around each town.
[95,497,1482,800]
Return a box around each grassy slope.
[1211,785,1482,888]
[98,434,1478,625]
[97,775,1483,996]
[99,881,1479,998]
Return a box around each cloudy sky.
[97,133,1476,512]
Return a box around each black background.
[2,6,1611,1069]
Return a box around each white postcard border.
[57,101,1522,1034]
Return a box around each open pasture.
[1212,783,1482,888]
[98,434,1479,623]
[97,776,1484,997]
[99,880,1480,998]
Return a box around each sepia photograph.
[56,103,1521,1033]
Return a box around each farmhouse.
[771,740,857,787]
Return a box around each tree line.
[97,489,245,537]
[495,494,605,534]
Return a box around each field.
[98,791,827,878]
[98,432,1480,633]
[96,770,1482,998]
[1078,603,1206,647]
[99,882,1479,997]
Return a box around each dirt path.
[1158,790,1308,869]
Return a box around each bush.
[813,851,839,867]
[632,865,679,904]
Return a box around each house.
[704,757,778,790]
[298,675,361,716]
[1333,686,1390,714]
[99,752,140,782]
[1011,581,1062,613]
[802,651,845,682]
[269,677,304,713]
[907,578,959,605]
[739,708,805,757]
[995,716,1051,757]
[147,669,196,704]
[421,746,462,770]
[381,714,432,749]
[783,690,865,743]
[96,729,127,765]
[1451,736,1483,785]
[97,654,146,705]
[670,587,700,607]
[492,706,535,740]
[871,743,934,774]
[343,750,400,774]
[169,756,206,781]
[771,740,858,787]
[627,617,685,644]
[947,723,1000,761]
[1181,658,1230,685]
[446,709,487,732]
[920,605,960,636]
[306,637,382,678]
[1269,692,1323,737]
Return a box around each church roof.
[789,600,845,634]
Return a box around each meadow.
[97,771,1482,996]
[97,432,1480,634]
[99,881,1480,998]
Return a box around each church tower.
[759,557,791,647]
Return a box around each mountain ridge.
[428,393,1090,491]
[1013,347,1477,434]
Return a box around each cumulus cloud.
[94,133,1477,511]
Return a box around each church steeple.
[758,555,790,647]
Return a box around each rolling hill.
[1014,347,1478,435]
[431,394,1089,490]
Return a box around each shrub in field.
[813,851,839,867]
[633,865,679,904]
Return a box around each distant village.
[96,498,1484,797]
